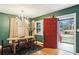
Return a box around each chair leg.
[1,40,3,55]
[30,39,35,50]
[1,47,3,55]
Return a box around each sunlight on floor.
[58,43,74,53]
[32,48,74,55]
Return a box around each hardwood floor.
[32,48,74,55]
[0,44,74,55]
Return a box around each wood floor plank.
[32,48,73,55]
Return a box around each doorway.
[57,13,76,54]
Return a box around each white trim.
[77,29,79,32]
[57,13,76,20]
[56,13,76,54]
[75,53,79,55]
[74,13,76,54]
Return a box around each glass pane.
[59,18,74,44]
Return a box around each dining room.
[0,4,79,55]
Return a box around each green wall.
[0,13,9,46]
[33,5,79,53]
[0,13,15,46]
[76,13,79,53]
[35,35,43,42]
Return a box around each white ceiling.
[0,4,76,18]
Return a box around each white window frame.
[35,20,43,35]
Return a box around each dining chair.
[16,39,28,50]
[0,45,2,55]
[1,40,13,55]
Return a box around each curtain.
[9,16,18,43]
[9,16,18,38]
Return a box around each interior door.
[44,18,57,48]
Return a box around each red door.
[44,18,57,48]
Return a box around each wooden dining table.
[7,36,34,54]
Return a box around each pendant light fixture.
[19,10,24,21]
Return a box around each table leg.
[12,40,16,55]
[13,44,16,55]
[29,38,34,50]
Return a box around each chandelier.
[18,10,25,21]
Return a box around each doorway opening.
[57,13,76,54]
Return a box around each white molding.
[77,29,79,32]
[75,53,79,55]
[74,13,76,54]
[57,13,76,20]
[57,13,76,54]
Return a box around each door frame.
[56,13,76,54]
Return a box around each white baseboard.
[75,53,79,55]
